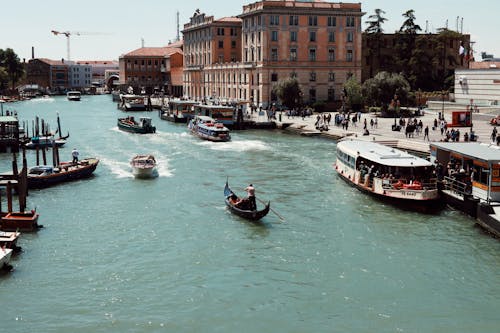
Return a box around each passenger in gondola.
[245,184,256,211]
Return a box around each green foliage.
[312,101,326,113]
[344,77,364,112]
[0,48,25,93]
[271,78,302,109]
[362,71,411,109]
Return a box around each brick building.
[25,58,69,93]
[119,41,184,96]
[183,1,363,108]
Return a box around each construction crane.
[51,30,107,61]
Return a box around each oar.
[256,197,285,221]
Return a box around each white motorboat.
[130,154,158,178]
[0,247,13,271]
[67,91,81,101]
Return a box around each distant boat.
[118,94,146,111]
[24,135,67,149]
[224,181,270,221]
[117,116,156,134]
[130,154,158,179]
[188,115,231,142]
[67,91,81,101]
[27,157,99,189]
[160,100,199,123]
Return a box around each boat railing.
[376,177,438,190]
[443,176,472,197]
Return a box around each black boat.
[224,181,270,221]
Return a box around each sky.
[1,0,498,62]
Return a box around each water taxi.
[188,115,231,142]
[334,139,440,210]
[160,100,199,123]
[130,154,158,179]
[67,91,81,101]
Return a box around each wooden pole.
[42,146,47,165]
[57,112,62,138]
[11,152,18,177]
[19,150,28,212]
[36,146,40,166]
[6,181,13,213]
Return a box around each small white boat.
[119,94,146,111]
[0,231,21,252]
[67,91,81,101]
[0,246,13,271]
[130,154,158,178]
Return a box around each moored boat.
[188,115,231,142]
[117,116,156,134]
[0,247,13,271]
[118,94,146,111]
[160,100,199,123]
[67,91,81,101]
[0,231,21,252]
[25,135,67,149]
[224,181,270,221]
[334,139,441,211]
[130,154,158,179]
[27,158,99,189]
[1,210,41,232]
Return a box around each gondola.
[224,181,270,221]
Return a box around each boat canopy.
[337,139,433,168]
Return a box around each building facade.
[76,60,119,86]
[69,64,92,89]
[455,65,500,106]
[119,42,184,96]
[183,1,363,108]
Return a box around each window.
[218,40,224,49]
[328,88,335,101]
[290,48,297,61]
[290,31,297,42]
[218,55,224,63]
[328,48,335,61]
[346,49,353,62]
[347,32,354,43]
[328,72,335,82]
[270,15,280,25]
[328,16,336,27]
[271,48,278,61]
[289,15,299,26]
[308,16,317,26]
[328,31,335,43]
[231,40,236,49]
[309,72,316,82]
[309,31,316,42]
[271,31,278,41]
[346,17,355,27]
[271,73,278,82]
[230,28,237,36]
[309,88,316,102]
[309,48,316,61]
[217,28,225,36]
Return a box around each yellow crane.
[51,30,107,61]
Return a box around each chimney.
[32,46,35,59]
[62,58,64,63]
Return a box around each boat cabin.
[168,100,199,120]
[67,91,81,101]
[193,105,235,127]
[430,142,500,202]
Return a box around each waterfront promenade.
[251,106,499,151]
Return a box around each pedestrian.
[72,148,79,164]
[424,125,429,141]
[491,127,497,143]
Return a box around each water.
[1,95,499,332]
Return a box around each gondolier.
[72,148,79,163]
[245,184,256,211]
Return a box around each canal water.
[1,95,499,332]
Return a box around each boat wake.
[195,139,271,152]
[99,157,134,178]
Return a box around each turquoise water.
[1,95,499,332]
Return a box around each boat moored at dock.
[160,100,199,123]
[1,210,41,232]
[0,247,13,271]
[118,94,147,111]
[0,231,21,252]
[193,104,235,128]
[335,139,441,211]
[188,115,231,142]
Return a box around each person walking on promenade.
[72,148,79,164]
[424,125,429,141]
[245,184,256,211]
[491,126,497,143]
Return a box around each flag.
[459,45,465,55]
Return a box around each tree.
[362,71,410,112]
[0,48,25,93]
[271,78,302,109]
[364,9,387,78]
[343,77,364,112]
[394,10,422,78]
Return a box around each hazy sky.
[1,0,497,62]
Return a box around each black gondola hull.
[224,181,270,221]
